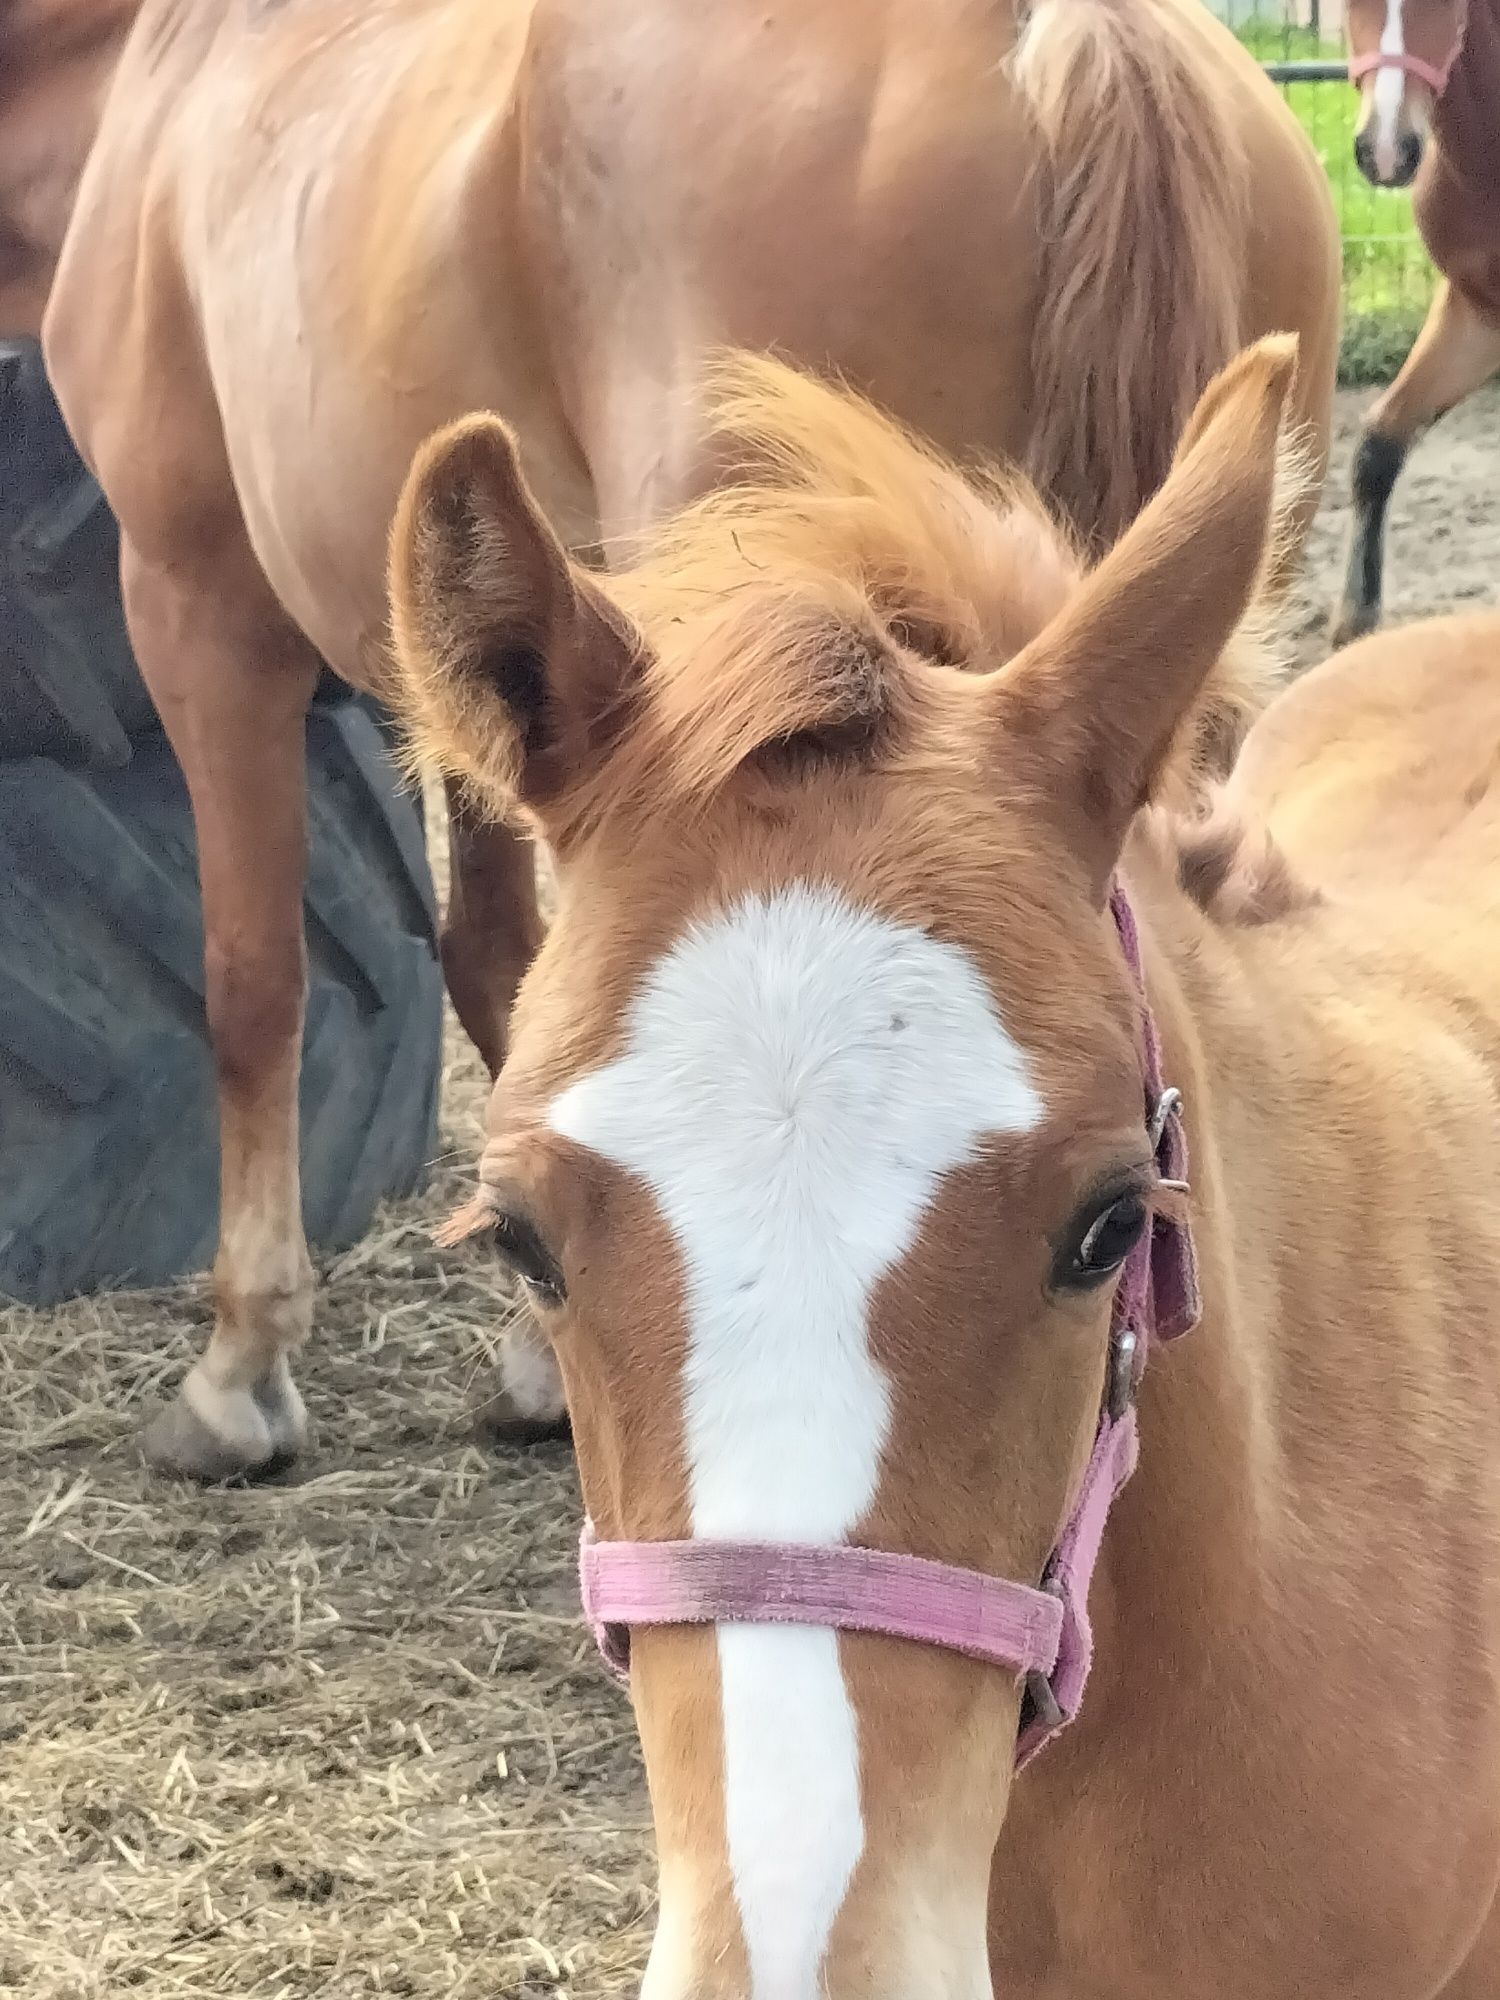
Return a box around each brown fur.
[388,336,1500,1995]
[0,0,132,332]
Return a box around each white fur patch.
[1373,0,1408,177]
[498,1319,567,1422]
[550,883,1044,1994]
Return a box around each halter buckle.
[1107,1324,1139,1423]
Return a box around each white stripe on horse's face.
[549,883,1045,1996]
[1373,0,1410,178]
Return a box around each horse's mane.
[560,356,1286,842]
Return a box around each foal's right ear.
[993,336,1298,899]
[388,414,645,823]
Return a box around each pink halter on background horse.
[0,0,1339,1481]
[1334,0,1500,645]
[388,336,1500,1994]
[1348,43,1454,96]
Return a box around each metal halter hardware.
[579,884,1201,1767]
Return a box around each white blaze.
[1373,0,1409,179]
[550,883,1045,1997]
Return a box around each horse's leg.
[122,537,323,1481]
[437,780,565,1441]
[439,780,568,1443]
[1332,279,1500,647]
[473,1316,570,1446]
[439,778,542,1081]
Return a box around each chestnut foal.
[388,338,1500,1997]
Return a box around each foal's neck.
[1434,0,1500,183]
[1001,830,1500,1991]
[1093,845,1276,1648]
[1099,824,1499,1664]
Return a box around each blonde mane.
[554,356,1286,841]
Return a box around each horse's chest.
[986,1720,1500,2000]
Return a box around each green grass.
[1236,23,1434,382]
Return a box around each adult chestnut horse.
[387,339,1500,1995]
[1334,0,1499,644]
[10,0,1339,1479]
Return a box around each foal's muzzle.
[1353,125,1423,188]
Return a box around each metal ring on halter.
[1147,1085,1183,1152]
[1107,1325,1140,1424]
[1023,1668,1065,1732]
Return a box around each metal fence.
[1215,0,1434,379]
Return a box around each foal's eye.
[493,1212,566,1308]
[1054,1189,1149,1292]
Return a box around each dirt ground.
[1283,384,1500,671]
[2,384,1496,1999]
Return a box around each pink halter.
[1348,46,1454,94]
[579,883,1200,1767]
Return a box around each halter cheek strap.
[579,882,1200,1769]
[1348,47,1454,93]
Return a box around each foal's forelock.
[545,882,1048,1992]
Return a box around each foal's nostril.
[1353,125,1422,189]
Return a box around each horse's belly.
[210,325,595,689]
[56,0,590,681]
[524,0,1043,531]
[207,353,415,687]
[179,112,595,679]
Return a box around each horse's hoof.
[470,1379,573,1450]
[140,1371,307,1484]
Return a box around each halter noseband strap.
[578,881,1200,1769]
[1347,46,1454,94]
[581,1532,1066,1680]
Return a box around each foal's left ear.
[998,335,1299,897]
[387,413,645,824]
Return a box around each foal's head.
[1346,0,1463,186]
[390,340,1296,1995]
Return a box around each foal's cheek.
[560,1341,696,1542]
